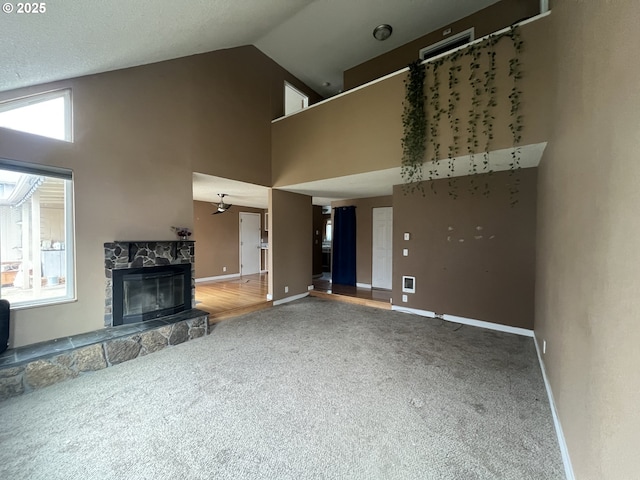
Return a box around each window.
[419,28,475,62]
[0,159,75,307]
[0,89,72,142]
[284,82,309,116]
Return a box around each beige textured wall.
[331,196,393,285]
[344,0,539,90]
[272,16,553,187]
[535,1,640,478]
[193,202,266,279]
[268,190,311,301]
[393,168,537,329]
[0,45,316,348]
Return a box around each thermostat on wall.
[402,276,416,293]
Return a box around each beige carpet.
[0,297,564,479]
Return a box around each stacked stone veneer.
[104,241,195,326]
[0,315,208,401]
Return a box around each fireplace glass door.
[124,271,184,318]
[112,264,191,325]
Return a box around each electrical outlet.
[403,248,409,256]
[402,294,408,302]
[404,232,410,241]
[543,340,547,354]
[284,286,289,293]
[223,266,226,272]
[308,285,314,291]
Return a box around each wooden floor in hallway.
[195,273,271,323]
[311,274,392,310]
[195,272,392,325]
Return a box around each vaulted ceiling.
[1,0,500,97]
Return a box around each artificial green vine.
[427,62,442,192]
[467,44,483,195]
[481,37,498,197]
[401,60,427,194]
[507,26,524,206]
[446,55,462,199]
[401,25,525,204]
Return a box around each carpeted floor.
[0,297,564,479]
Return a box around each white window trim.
[0,89,73,142]
[0,158,76,309]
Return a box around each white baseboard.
[195,273,240,283]
[356,283,372,289]
[391,306,534,337]
[533,334,575,480]
[273,292,309,306]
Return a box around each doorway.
[284,82,309,115]
[239,212,261,276]
[372,207,393,290]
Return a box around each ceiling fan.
[211,194,233,215]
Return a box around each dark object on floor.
[0,299,9,354]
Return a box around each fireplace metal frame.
[112,263,192,326]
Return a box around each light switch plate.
[403,248,409,256]
[402,294,408,302]
[404,233,410,241]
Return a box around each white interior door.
[372,207,393,290]
[240,212,261,276]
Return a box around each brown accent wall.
[0,45,316,348]
[344,0,539,90]
[193,202,266,278]
[393,168,537,329]
[187,47,321,186]
[269,190,311,301]
[535,1,640,478]
[272,16,553,187]
[272,75,404,186]
[331,196,393,285]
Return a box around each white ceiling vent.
[419,27,475,61]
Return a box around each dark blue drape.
[332,206,356,286]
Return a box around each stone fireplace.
[104,241,195,327]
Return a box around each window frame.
[0,89,73,142]
[0,158,76,309]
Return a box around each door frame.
[372,206,393,290]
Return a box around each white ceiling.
[0,0,499,96]
[192,173,270,210]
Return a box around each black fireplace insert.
[112,263,191,326]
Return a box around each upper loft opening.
[419,28,475,61]
[0,89,72,142]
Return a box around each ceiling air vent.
[419,27,475,61]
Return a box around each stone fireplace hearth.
[104,241,195,327]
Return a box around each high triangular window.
[0,89,72,142]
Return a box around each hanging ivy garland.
[401,25,525,203]
[400,60,427,195]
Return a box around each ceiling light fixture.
[373,24,393,41]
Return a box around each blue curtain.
[332,206,356,286]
